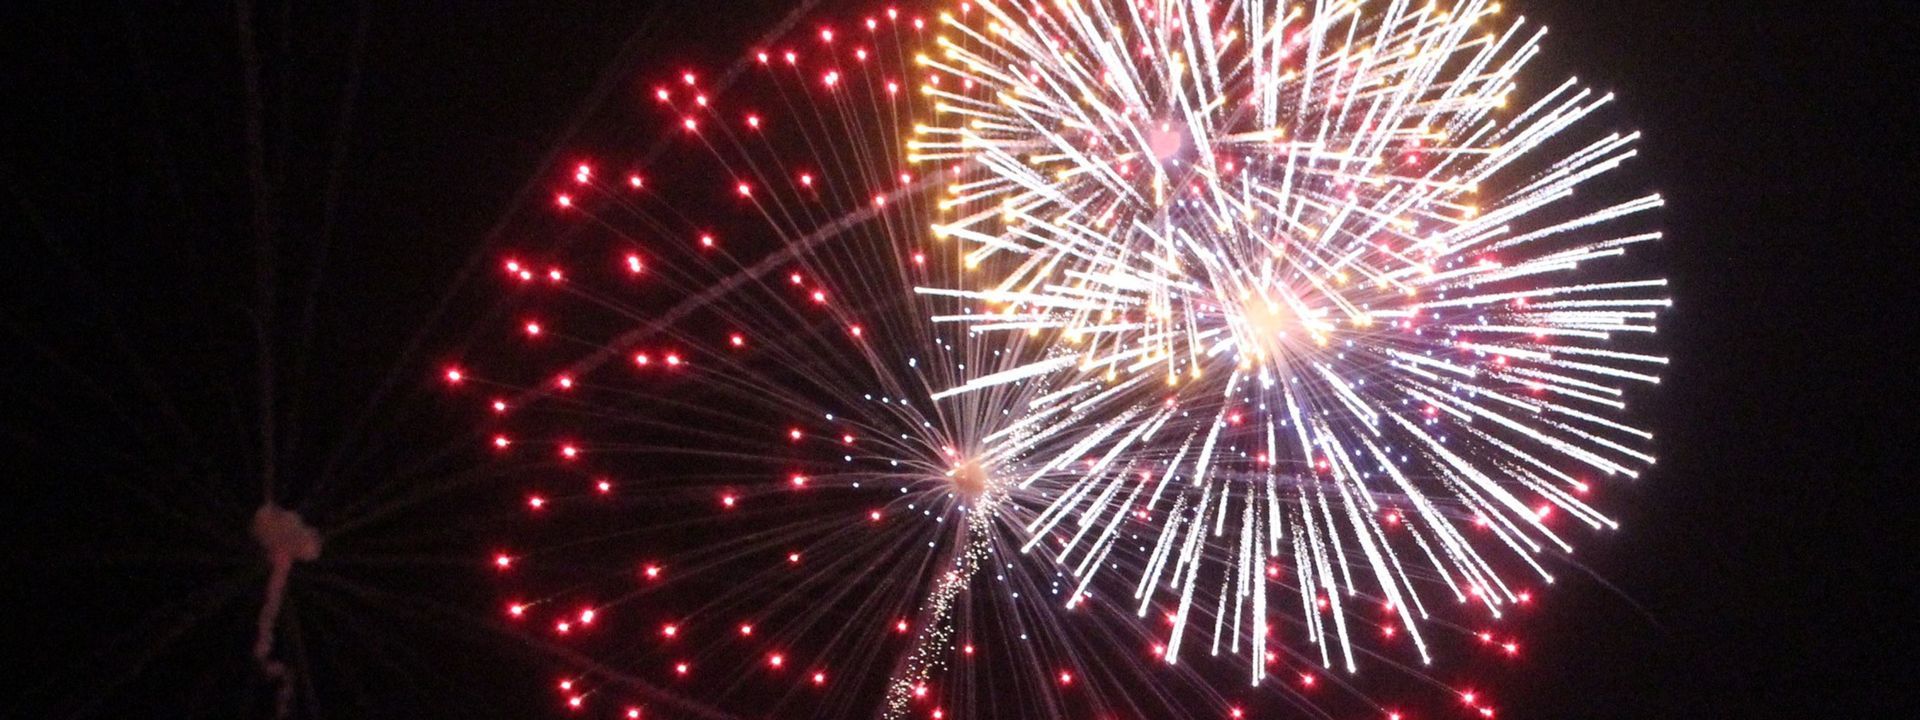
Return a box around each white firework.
[908,0,1668,685]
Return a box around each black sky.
[2,1,1913,718]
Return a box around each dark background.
[1,1,1912,718]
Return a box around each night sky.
[1,1,1910,718]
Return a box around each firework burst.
[454,13,1240,717]
[910,0,1667,689]
[453,1,1666,717]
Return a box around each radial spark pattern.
[909,0,1667,686]
[451,1,1666,717]
[455,14,1241,717]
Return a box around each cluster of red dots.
[448,7,1555,718]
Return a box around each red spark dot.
[788,428,803,441]
[721,494,737,508]
[746,114,761,129]
[739,624,753,636]
[628,174,644,188]
[508,603,526,618]
[819,28,834,42]
[643,564,662,580]
[767,653,784,668]
[627,709,641,719]
[849,325,864,338]
[736,182,752,197]
[568,696,582,709]
[579,608,596,624]
[661,624,678,638]
[895,620,909,633]
[1230,708,1244,719]
[665,353,682,367]
[1301,673,1317,687]
[560,444,579,459]
[555,621,571,634]
[491,399,507,413]
[869,510,882,522]
[1057,671,1072,686]
[596,480,612,494]
[559,679,574,691]
[963,644,975,655]
[527,495,545,510]
[680,71,696,86]
[524,321,543,336]
[494,554,513,569]
[699,234,715,248]
[730,333,746,347]
[627,254,644,273]
[812,671,826,685]
[812,290,827,303]
[556,194,572,208]
[790,474,809,488]
[682,117,697,131]
[912,252,925,265]
[634,353,651,366]
[444,368,464,383]
[492,435,512,449]
[799,173,814,187]
[787,552,801,564]
[653,88,669,102]
[674,662,689,676]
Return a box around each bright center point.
[1234,292,1297,355]
[948,458,994,497]
[1241,297,1292,338]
